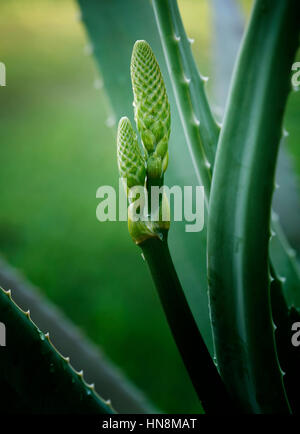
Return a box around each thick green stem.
[140,237,234,414]
[207,0,299,413]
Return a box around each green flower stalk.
[131,40,170,184]
[117,44,172,244]
[116,39,234,414]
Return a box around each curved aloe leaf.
[0,255,156,413]
[152,0,218,195]
[0,287,114,414]
[207,0,300,413]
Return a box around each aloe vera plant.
[1,0,299,415]
[113,0,299,414]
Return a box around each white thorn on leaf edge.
[192,113,200,126]
[204,160,211,170]
[183,74,191,84]
[279,276,287,284]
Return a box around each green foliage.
[207,0,300,413]
[77,1,214,367]
[117,40,233,413]
[270,265,300,414]
[79,0,300,414]
[0,0,201,413]
[152,0,218,195]
[0,287,114,414]
[1,0,299,415]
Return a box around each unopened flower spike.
[117,116,146,193]
[131,40,171,182]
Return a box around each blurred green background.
[0,0,299,413]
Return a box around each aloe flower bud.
[131,40,170,179]
[117,116,146,190]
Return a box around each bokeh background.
[0,0,299,413]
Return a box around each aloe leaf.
[210,0,300,310]
[0,287,114,414]
[207,0,300,413]
[152,0,218,193]
[0,255,157,413]
[272,142,300,253]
